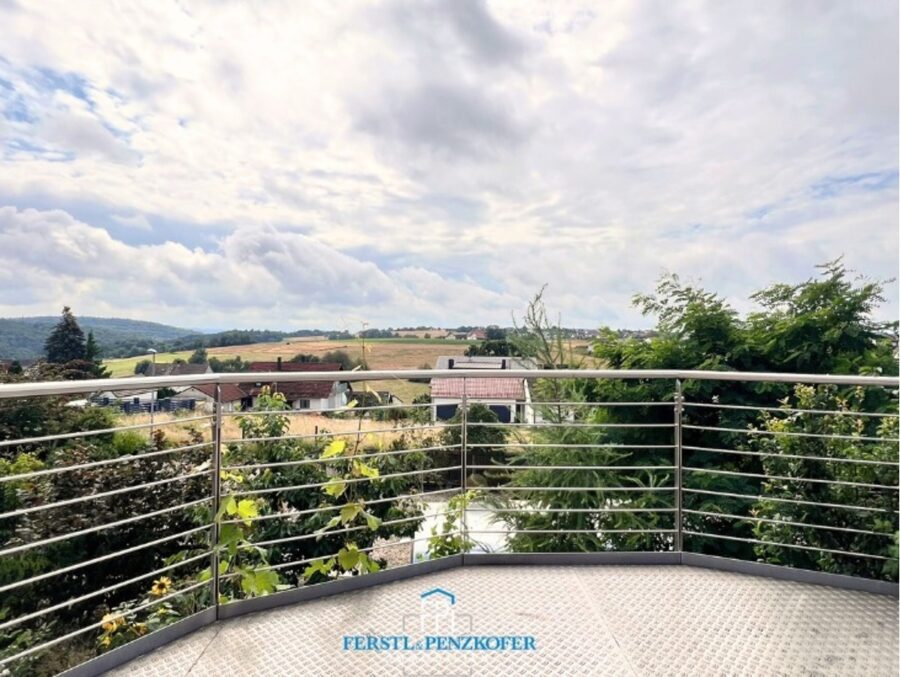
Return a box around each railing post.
[674,379,683,553]
[460,379,468,549]
[211,384,223,618]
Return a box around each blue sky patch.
[811,171,899,199]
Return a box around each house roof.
[247,362,343,401]
[145,362,211,376]
[431,377,526,400]
[249,361,343,372]
[433,356,537,370]
[246,381,334,400]
[189,383,248,402]
[96,388,156,399]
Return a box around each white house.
[177,383,248,412]
[430,356,535,423]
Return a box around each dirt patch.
[371,538,414,568]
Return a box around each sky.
[0,0,897,331]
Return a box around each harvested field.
[117,410,452,448]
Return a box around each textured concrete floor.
[109,565,898,676]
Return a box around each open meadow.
[103,336,596,402]
[103,336,480,401]
[119,409,447,449]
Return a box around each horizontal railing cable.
[219,488,455,526]
[684,401,900,418]
[225,423,456,445]
[681,508,896,538]
[0,441,212,484]
[0,581,211,669]
[0,469,213,520]
[0,414,213,448]
[0,496,212,557]
[242,513,447,549]
[230,465,461,498]
[683,423,897,443]
[221,444,461,472]
[0,524,213,595]
[682,487,894,513]
[0,367,896,675]
[0,551,212,632]
[683,466,898,491]
[683,530,895,561]
[2,368,896,399]
[682,444,899,467]
[466,464,676,472]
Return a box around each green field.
[105,351,196,377]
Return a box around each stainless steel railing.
[0,369,897,675]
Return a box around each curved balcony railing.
[0,369,897,675]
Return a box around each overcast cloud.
[0,0,896,330]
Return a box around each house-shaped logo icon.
[419,588,457,633]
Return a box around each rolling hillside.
[0,316,197,361]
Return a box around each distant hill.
[0,316,197,361]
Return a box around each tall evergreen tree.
[44,306,86,364]
[84,330,110,378]
[84,330,99,362]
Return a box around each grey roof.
[433,355,537,370]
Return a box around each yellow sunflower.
[101,613,124,633]
[149,576,173,597]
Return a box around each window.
[298,399,311,409]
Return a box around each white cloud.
[0,206,518,328]
[0,0,896,328]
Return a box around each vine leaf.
[323,478,347,498]
[236,499,258,525]
[223,496,238,516]
[363,511,382,530]
[338,544,360,571]
[322,440,347,459]
[340,503,362,524]
[353,461,379,479]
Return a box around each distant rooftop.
[433,355,536,370]
[431,376,527,400]
[249,361,343,372]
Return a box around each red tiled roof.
[431,377,526,400]
[190,383,248,402]
[249,362,343,372]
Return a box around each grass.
[355,379,429,404]
[105,351,196,377]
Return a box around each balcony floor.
[112,565,898,676]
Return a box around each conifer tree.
[44,306,86,364]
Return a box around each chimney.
[276,356,282,371]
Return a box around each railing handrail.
[0,364,897,674]
[0,368,898,398]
